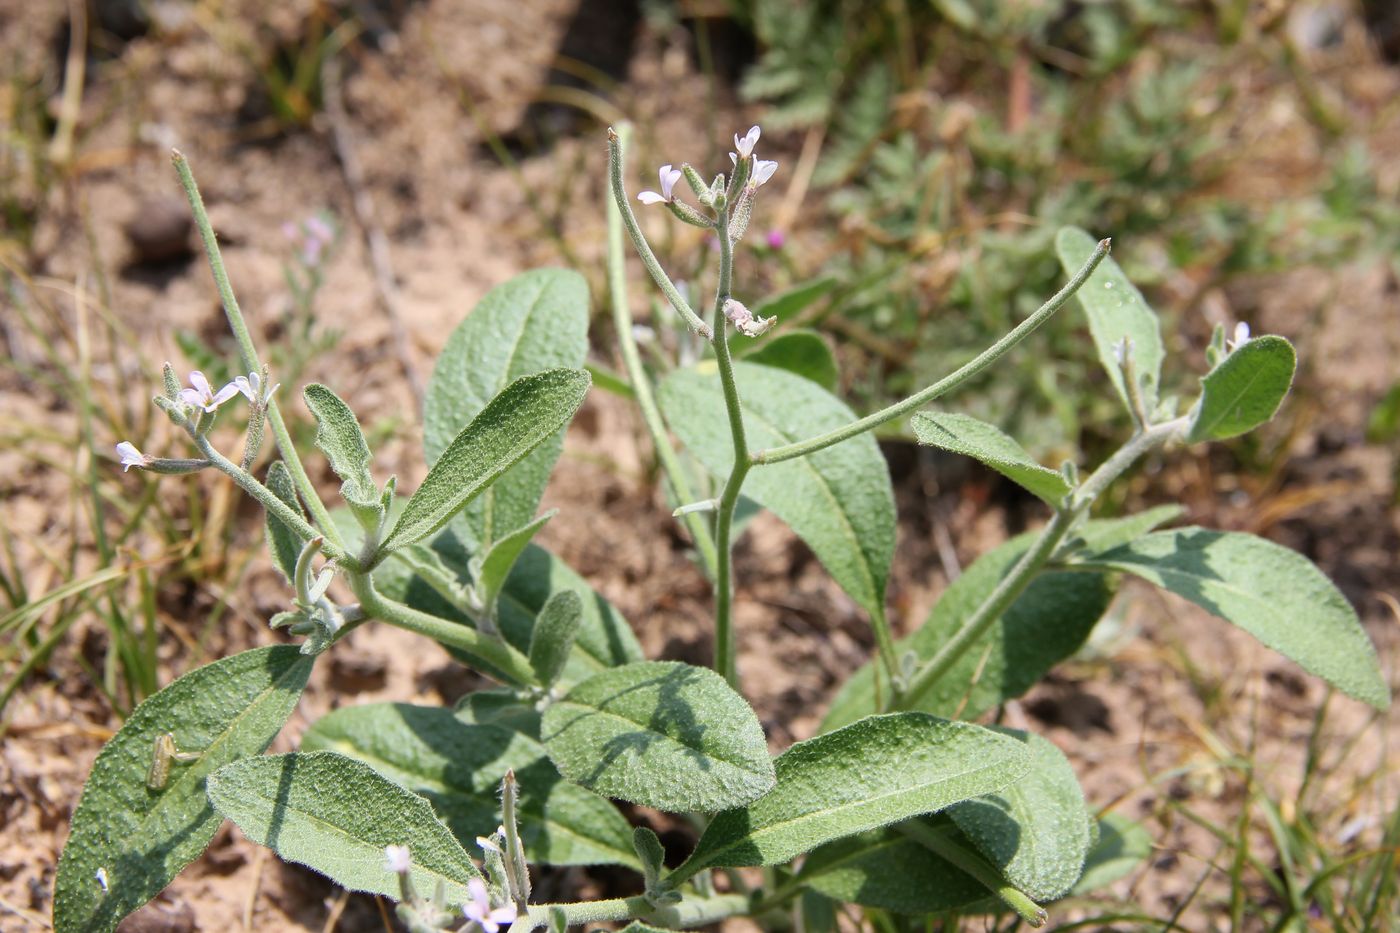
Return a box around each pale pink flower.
[463,878,517,933]
[383,845,411,874]
[116,441,148,472]
[637,164,683,205]
[733,125,761,160]
[233,372,280,407]
[179,371,239,413]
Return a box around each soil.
[2,2,1399,932]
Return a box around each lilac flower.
[752,159,779,186]
[383,845,411,874]
[463,878,517,933]
[734,125,761,160]
[179,371,239,413]
[233,372,280,407]
[116,442,148,472]
[765,229,786,249]
[637,164,683,205]
[1227,321,1251,352]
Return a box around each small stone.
[123,196,193,264]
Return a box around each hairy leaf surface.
[541,661,775,813]
[913,412,1072,504]
[302,703,636,867]
[424,269,589,548]
[678,714,1030,875]
[54,647,312,933]
[208,751,480,899]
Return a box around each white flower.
[734,125,761,160]
[463,878,518,933]
[95,867,109,892]
[383,844,411,874]
[233,372,280,407]
[1227,321,1251,352]
[637,164,683,205]
[723,298,775,338]
[476,825,506,855]
[179,371,239,413]
[752,159,779,187]
[116,442,148,472]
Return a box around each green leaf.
[370,532,642,688]
[303,383,380,522]
[799,822,994,915]
[1187,336,1296,442]
[1063,505,1184,555]
[750,276,837,321]
[383,369,591,552]
[54,646,312,933]
[207,751,481,900]
[1078,528,1389,709]
[1070,812,1153,895]
[455,689,543,737]
[478,511,555,620]
[948,729,1092,902]
[740,329,839,391]
[677,714,1031,875]
[529,591,583,688]
[1055,226,1164,413]
[264,461,305,584]
[659,362,895,625]
[424,269,589,549]
[823,535,1113,731]
[540,661,775,813]
[913,412,1072,505]
[302,703,637,867]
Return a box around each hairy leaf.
[424,269,589,549]
[1062,505,1184,555]
[383,369,590,552]
[529,591,583,688]
[1079,528,1388,708]
[824,535,1113,731]
[477,511,555,620]
[54,647,312,933]
[263,460,305,584]
[948,729,1092,902]
[302,704,636,867]
[740,329,839,391]
[913,412,1072,505]
[1056,226,1164,414]
[800,821,993,915]
[208,751,480,899]
[303,383,379,520]
[678,714,1031,875]
[541,661,775,813]
[1187,336,1295,442]
[660,362,895,626]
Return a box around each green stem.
[896,820,1047,927]
[752,238,1112,465]
[171,151,344,551]
[346,572,537,687]
[608,125,718,578]
[189,430,344,563]
[896,416,1187,712]
[520,892,750,931]
[709,203,748,689]
[607,129,713,337]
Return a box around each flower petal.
[637,191,667,205]
[189,371,212,397]
[753,159,779,185]
[211,382,241,406]
[179,388,204,408]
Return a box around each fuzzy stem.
[895,416,1188,711]
[607,126,718,577]
[172,150,344,551]
[607,129,713,337]
[520,893,750,932]
[709,205,748,689]
[346,573,538,687]
[752,238,1112,465]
